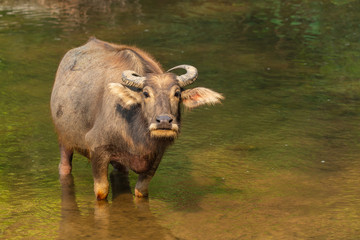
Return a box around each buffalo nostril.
[156,115,173,124]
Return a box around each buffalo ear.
[181,87,224,109]
[108,83,142,109]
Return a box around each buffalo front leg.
[135,153,164,198]
[59,144,74,175]
[91,152,110,200]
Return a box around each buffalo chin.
[150,129,178,138]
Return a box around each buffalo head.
[108,65,224,139]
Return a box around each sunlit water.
[1,0,360,239]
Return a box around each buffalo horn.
[167,65,198,87]
[121,70,146,88]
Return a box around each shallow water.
[1,0,360,239]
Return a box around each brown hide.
[51,38,171,172]
[51,38,223,199]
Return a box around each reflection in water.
[59,171,177,240]
[0,0,143,33]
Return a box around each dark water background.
[0,0,360,239]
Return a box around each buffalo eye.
[143,91,150,98]
[174,91,181,98]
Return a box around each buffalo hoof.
[94,183,109,200]
[96,191,108,200]
[135,188,148,198]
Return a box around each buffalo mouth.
[149,123,179,138]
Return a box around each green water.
[1,0,360,239]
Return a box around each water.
[0,0,360,239]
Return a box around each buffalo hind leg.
[135,153,163,198]
[59,144,74,175]
[91,152,110,200]
[110,161,129,174]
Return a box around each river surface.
[0,0,360,239]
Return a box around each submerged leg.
[91,152,110,200]
[135,153,164,198]
[110,169,131,200]
[59,144,74,175]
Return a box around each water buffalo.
[50,38,223,200]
